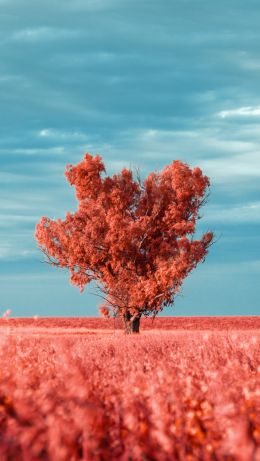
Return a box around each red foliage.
[0,324,259,460]
[98,306,110,318]
[35,154,213,321]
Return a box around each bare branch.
[89,290,121,311]
[93,284,129,310]
[132,165,145,191]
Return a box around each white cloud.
[107,127,260,186]
[0,242,37,260]
[11,27,80,42]
[0,200,35,211]
[199,260,260,276]
[51,51,117,68]
[204,201,260,223]
[0,172,35,183]
[38,128,88,141]
[241,59,260,71]
[0,244,13,259]
[0,273,63,281]
[0,215,38,227]
[105,159,130,172]
[39,129,52,137]
[217,106,260,118]
[236,52,260,71]
[122,127,257,160]
[199,151,260,183]
[67,0,121,11]
[0,74,23,83]
[18,146,65,155]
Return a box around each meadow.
[0,317,259,460]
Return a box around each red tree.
[35,154,213,333]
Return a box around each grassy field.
[0,317,259,460]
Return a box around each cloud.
[0,272,64,281]
[197,260,260,277]
[2,147,66,156]
[198,151,260,183]
[66,0,121,11]
[38,129,88,142]
[0,199,35,211]
[11,27,80,42]
[0,244,36,260]
[236,52,260,71]
[204,202,260,224]
[0,215,38,226]
[105,159,131,173]
[0,229,38,261]
[137,128,256,156]
[95,127,260,190]
[217,106,260,118]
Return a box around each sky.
[0,0,259,317]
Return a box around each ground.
[0,317,259,460]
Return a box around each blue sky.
[0,0,259,317]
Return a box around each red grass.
[1,315,259,330]
[0,318,259,460]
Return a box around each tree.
[35,153,213,333]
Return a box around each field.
[0,317,259,460]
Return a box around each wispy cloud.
[204,202,260,223]
[0,244,36,260]
[199,151,260,183]
[38,129,88,141]
[217,106,260,118]
[137,128,256,156]
[2,147,66,156]
[0,215,38,226]
[11,27,81,42]
[97,127,260,187]
[237,52,260,71]
[66,0,120,11]
[198,260,260,276]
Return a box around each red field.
[1,315,259,330]
[0,317,259,460]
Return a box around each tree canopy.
[35,154,213,332]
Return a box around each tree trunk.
[131,315,141,333]
[124,312,141,334]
